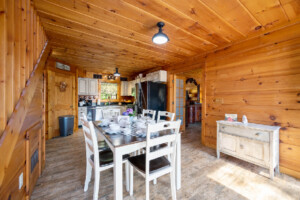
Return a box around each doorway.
[169,68,203,138]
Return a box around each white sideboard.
[216,120,280,179]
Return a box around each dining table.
[93,120,182,200]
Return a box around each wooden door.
[174,76,186,130]
[48,70,75,139]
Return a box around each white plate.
[105,128,121,135]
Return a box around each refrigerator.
[136,81,167,120]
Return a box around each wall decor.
[56,81,68,92]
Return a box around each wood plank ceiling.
[32,0,300,76]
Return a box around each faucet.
[108,95,111,105]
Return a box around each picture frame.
[225,114,238,122]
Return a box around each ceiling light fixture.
[114,68,120,77]
[152,22,169,45]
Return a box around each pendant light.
[152,22,169,45]
[114,68,120,77]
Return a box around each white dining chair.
[128,120,181,200]
[81,113,130,200]
[142,109,156,120]
[157,111,175,123]
[102,108,120,119]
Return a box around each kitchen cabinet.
[88,79,98,95]
[216,120,280,179]
[121,81,134,96]
[146,70,167,82]
[78,78,88,95]
[78,106,127,126]
[78,107,87,126]
[78,78,98,96]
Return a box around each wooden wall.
[45,58,77,140]
[0,0,48,199]
[202,23,300,178]
[0,0,47,138]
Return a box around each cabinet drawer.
[219,125,269,142]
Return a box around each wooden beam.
[0,41,50,185]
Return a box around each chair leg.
[125,162,129,192]
[129,165,133,196]
[84,162,92,192]
[93,170,100,200]
[167,142,171,161]
[146,180,150,200]
[153,179,157,185]
[170,170,176,200]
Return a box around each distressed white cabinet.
[78,78,88,95]
[121,81,133,96]
[78,107,87,126]
[146,70,167,82]
[216,120,280,179]
[88,79,98,96]
[78,78,98,95]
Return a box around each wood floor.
[31,123,300,200]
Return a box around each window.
[100,83,118,100]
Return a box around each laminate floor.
[31,123,300,200]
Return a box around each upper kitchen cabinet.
[88,79,99,96]
[121,80,136,96]
[121,81,130,96]
[146,70,167,82]
[78,78,98,96]
[78,78,88,95]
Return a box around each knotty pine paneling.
[0,0,47,137]
[0,1,47,199]
[202,23,300,178]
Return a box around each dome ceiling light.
[113,68,120,77]
[152,22,169,45]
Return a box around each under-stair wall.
[0,0,47,137]
[0,0,49,199]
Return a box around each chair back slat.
[81,113,100,167]
[148,134,176,147]
[142,109,156,120]
[145,120,181,176]
[157,111,175,123]
[148,146,173,161]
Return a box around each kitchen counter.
[78,105,129,126]
[79,105,127,108]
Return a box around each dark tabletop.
[93,121,174,148]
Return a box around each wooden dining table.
[93,121,182,200]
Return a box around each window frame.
[99,79,121,102]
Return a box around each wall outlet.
[19,172,23,190]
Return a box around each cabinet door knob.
[255,132,261,136]
[240,144,244,149]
